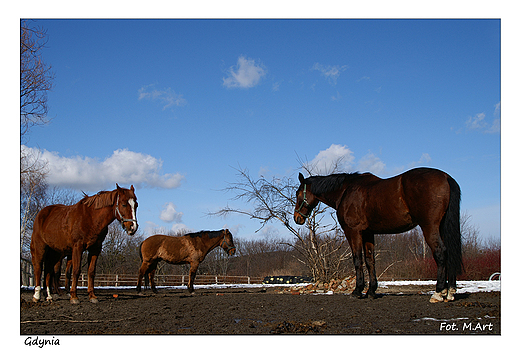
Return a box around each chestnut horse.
[137,229,236,294]
[30,184,138,304]
[294,167,462,303]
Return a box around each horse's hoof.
[429,292,444,303]
[32,297,40,303]
[351,291,364,299]
[89,298,99,304]
[445,287,456,302]
[70,298,80,304]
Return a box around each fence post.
[248,276,250,285]
[115,274,119,287]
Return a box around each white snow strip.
[22,280,500,293]
[378,280,500,293]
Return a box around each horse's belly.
[369,222,418,234]
[367,210,416,234]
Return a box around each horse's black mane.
[185,230,223,239]
[306,172,361,195]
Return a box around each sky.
[20,18,501,242]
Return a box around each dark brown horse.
[30,184,138,304]
[137,229,236,294]
[294,167,462,303]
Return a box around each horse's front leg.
[87,250,100,303]
[69,246,83,304]
[363,232,378,298]
[187,262,200,294]
[345,229,365,298]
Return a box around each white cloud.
[486,101,501,134]
[169,223,192,235]
[307,145,430,177]
[159,202,184,223]
[312,63,348,85]
[306,144,355,174]
[22,146,184,192]
[465,102,501,134]
[138,84,187,110]
[466,112,487,130]
[357,153,386,174]
[223,56,266,89]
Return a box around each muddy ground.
[20,285,500,335]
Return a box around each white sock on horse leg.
[33,286,41,300]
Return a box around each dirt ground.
[20,285,500,335]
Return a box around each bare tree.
[20,148,47,257]
[97,222,144,274]
[210,165,351,282]
[20,20,54,143]
[20,19,55,258]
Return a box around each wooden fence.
[21,258,263,287]
[56,273,264,287]
[20,257,34,287]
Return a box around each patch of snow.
[378,280,500,293]
[21,280,500,293]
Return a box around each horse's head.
[220,229,236,256]
[114,184,139,235]
[294,173,319,225]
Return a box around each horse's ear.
[298,173,305,183]
[116,183,121,190]
[130,185,135,192]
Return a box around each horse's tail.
[440,175,463,279]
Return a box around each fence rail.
[56,273,264,287]
[21,259,264,288]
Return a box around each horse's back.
[32,204,71,247]
[400,168,450,200]
[141,235,188,263]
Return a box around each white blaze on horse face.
[128,198,137,231]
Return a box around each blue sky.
[22,19,501,241]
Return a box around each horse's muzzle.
[123,221,138,235]
[294,212,306,225]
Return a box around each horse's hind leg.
[423,226,448,303]
[52,254,64,295]
[149,268,158,294]
[137,260,152,293]
[30,243,45,302]
[43,250,61,301]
